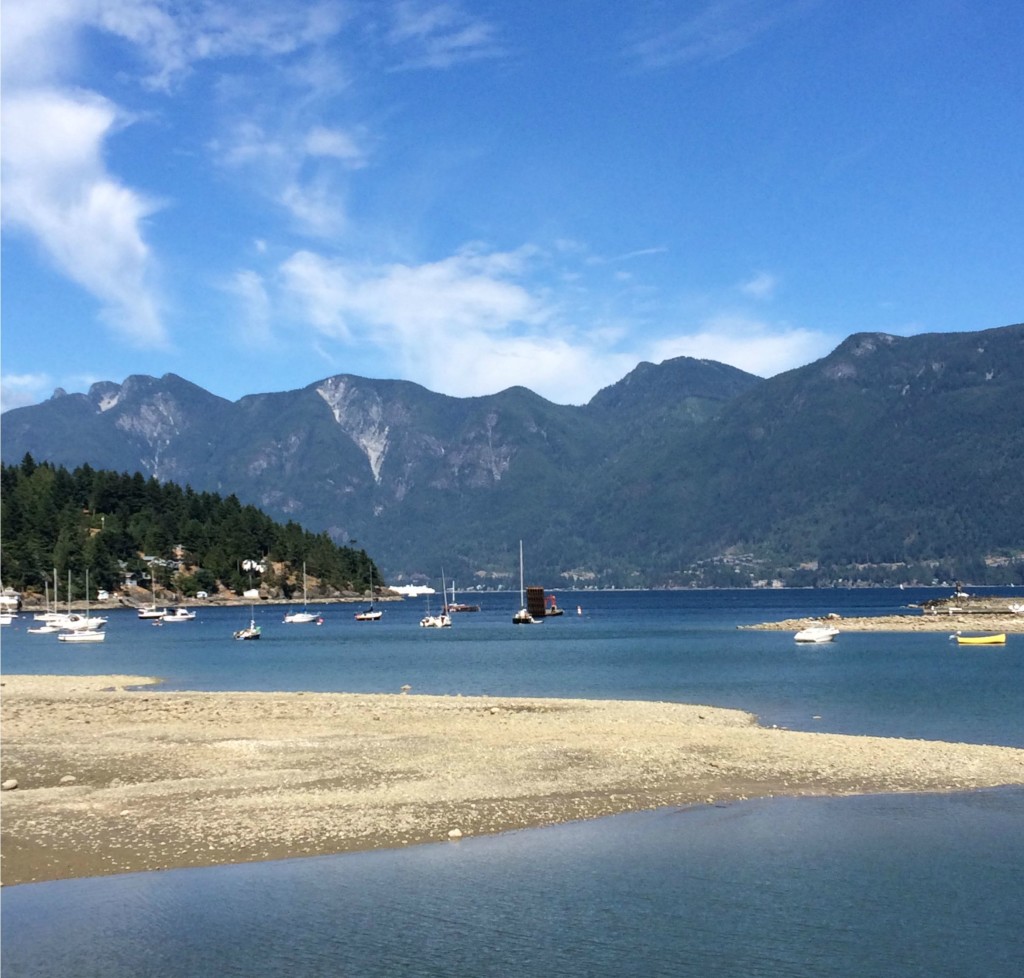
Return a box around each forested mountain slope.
[3,325,1022,587]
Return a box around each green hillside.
[0,457,382,600]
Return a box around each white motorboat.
[56,612,107,632]
[161,607,196,622]
[794,625,839,643]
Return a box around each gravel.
[2,674,1022,886]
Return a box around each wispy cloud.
[1,0,356,345]
[304,126,370,166]
[739,270,778,300]
[274,243,829,402]
[387,0,503,70]
[1,372,55,412]
[213,120,368,236]
[1,88,167,345]
[95,0,351,91]
[279,245,636,402]
[226,270,274,345]
[627,0,816,70]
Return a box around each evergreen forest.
[0,456,382,600]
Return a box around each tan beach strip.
[2,674,1022,887]
[743,613,1024,633]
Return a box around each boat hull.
[794,626,839,643]
[283,612,319,623]
[954,633,1006,646]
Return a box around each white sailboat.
[354,566,383,620]
[512,540,540,624]
[59,570,106,642]
[138,597,167,619]
[54,570,107,632]
[28,580,61,633]
[283,563,319,623]
[420,569,452,628]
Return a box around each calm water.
[2,588,1022,976]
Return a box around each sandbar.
[743,613,1024,633]
[2,674,1022,886]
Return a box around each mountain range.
[3,322,1022,588]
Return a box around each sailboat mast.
[519,539,525,605]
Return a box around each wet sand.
[3,674,1022,887]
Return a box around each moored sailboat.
[234,604,261,640]
[283,563,319,623]
[421,570,452,628]
[58,570,106,642]
[512,540,540,624]
[354,566,383,620]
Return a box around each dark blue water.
[2,589,1022,977]
[3,588,1020,744]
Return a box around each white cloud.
[0,0,82,86]
[213,121,366,236]
[280,180,348,238]
[281,246,543,337]
[226,270,274,345]
[304,126,369,167]
[1,88,167,345]
[739,270,778,300]
[277,245,837,400]
[645,314,830,377]
[280,247,636,402]
[89,0,350,91]
[0,372,55,411]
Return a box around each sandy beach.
[2,674,1022,887]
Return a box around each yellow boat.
[952,633,1006,646]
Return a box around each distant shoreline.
[3,675,1023,887]
[14,586,1024,613]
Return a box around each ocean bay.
[2,588,1022,976]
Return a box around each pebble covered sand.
[2,674,1022,887]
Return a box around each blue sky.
[2,0,1022,410]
